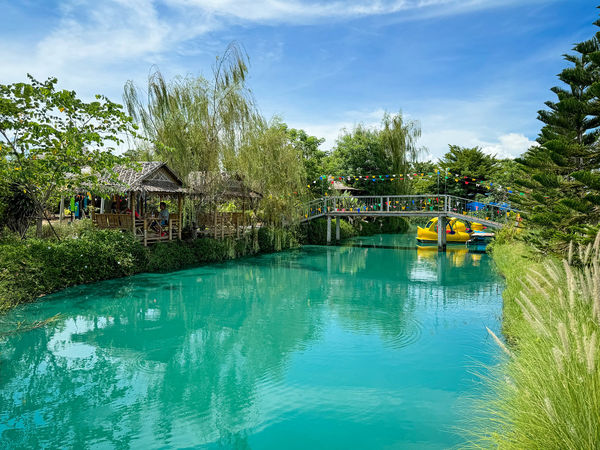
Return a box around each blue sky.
[0,0,595,158]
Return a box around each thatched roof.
[187,171,262,200]
[105,162,185,194]
[332,181,363,192]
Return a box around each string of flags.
[306,172,530,196]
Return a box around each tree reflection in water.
[0,234,501,448]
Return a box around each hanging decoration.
[305,171,530,196]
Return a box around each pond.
[0,233,502,448]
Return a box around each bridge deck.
[300,194,515,229]
[302,211,502,228]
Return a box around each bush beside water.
[474,236,600,448]
[0,226,298,311]
[1,217,406,311]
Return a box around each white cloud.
[294,104,538,160]
[166,0,538,24]
[480,133,538,159]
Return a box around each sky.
[0,0,596,159]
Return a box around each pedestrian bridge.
[300,194,519,249]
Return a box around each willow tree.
[232,118,306,226]
[380,111,424,194]
[123,43,259,180]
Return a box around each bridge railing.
[300,194,520,225]
[445,195,519,225]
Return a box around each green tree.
[286,127,330,196]
[439,145,498,198]
[0,75,135,237]
[410,160,439,195]
[380,111,424,194]
[515,17,600,234]
[233,118,306,225]
[124,43,259,180]
[328,125,391,195]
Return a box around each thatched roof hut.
[106,161,185,195]
[186,171,261,201]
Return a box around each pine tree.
[515,13,600,236]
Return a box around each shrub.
[39,219,97,240]
[258,226,300,252]
[0,229,148,307]
[147,240,195,272]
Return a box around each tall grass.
[474,235,600,448]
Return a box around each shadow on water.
[0,233,502,449]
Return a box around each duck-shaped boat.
[416,217,479,244]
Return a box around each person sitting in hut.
[158,202,169,226]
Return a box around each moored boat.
[466,232,495,252]
[416,217,472,244]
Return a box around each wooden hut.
[92,162,186,246]
[187,171,262,239]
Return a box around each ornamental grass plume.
[470,232,600,449]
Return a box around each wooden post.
[386,197,390,212]
[236,214,240,238]
[131,191,136,235]
[221,213,224,240]
[214,205,218,239]
[59,196,65,223]
[335,217,340,241]
[90,195,95,222]
[144,219,148,247]
[327,215,332,245]
[169,218,173,241]
[100,197,105,214]
[178,193,182,240]
[242,201,246,234]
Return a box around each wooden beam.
[90,194,95,222]
[214,204,218,239]
[131,191,136,235]
[178,193,182,240]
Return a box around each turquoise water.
[0,234,502,449]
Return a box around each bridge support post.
[327,215,332,245]
[437,215,447,252]
[335,217,340,242]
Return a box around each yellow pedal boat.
[416,217,481,244]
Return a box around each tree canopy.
[515,15,600,235]
[0,75,136,236]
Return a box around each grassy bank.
[0,224,298,313]
[474,236,600,448]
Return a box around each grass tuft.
[469,234,600,448]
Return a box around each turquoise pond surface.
[0,234,503,449]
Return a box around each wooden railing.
[93,213,182,246]
[197,212,249,239]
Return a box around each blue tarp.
[466,201,485,211]
[467,201,513,212]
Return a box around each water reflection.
[0,234,502,448]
